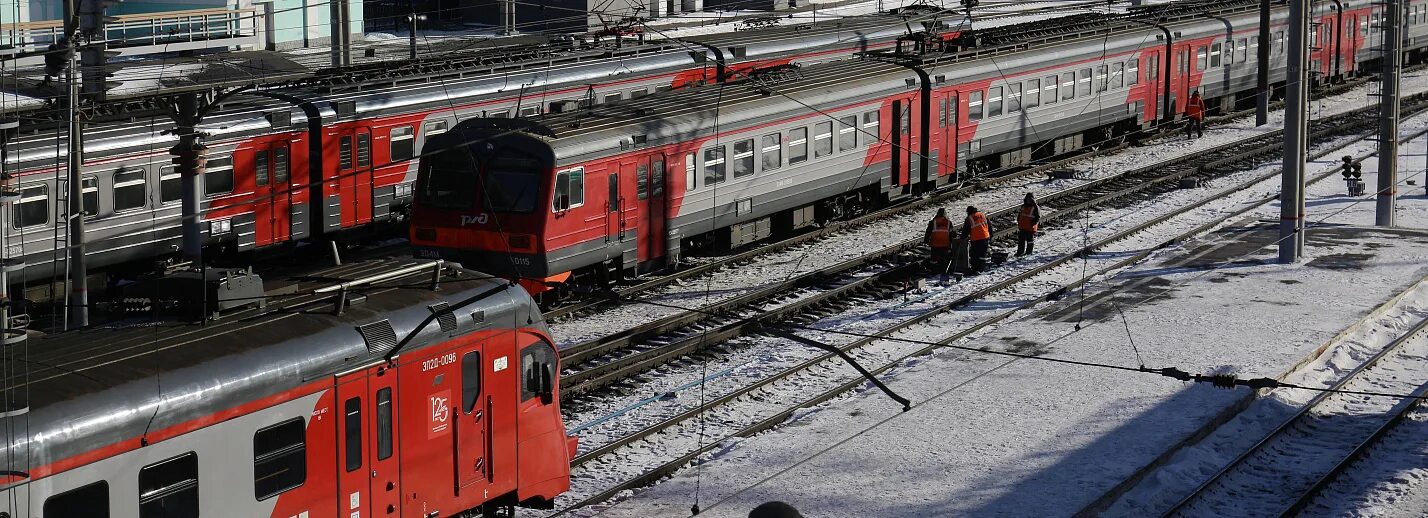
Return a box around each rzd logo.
[460,214,489,226]
[428,391,452,438]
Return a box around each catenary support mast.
[1377,0,1402,226]
[1280,0,1310,263]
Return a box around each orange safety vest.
[1017,205,1038,232]
[1186,96,1205,120]
[929,216,953,248]
[968,212,990,241]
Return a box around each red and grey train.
[0,11,941,288]
[408,0,1427,299]
[0,260,574,517]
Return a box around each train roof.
[0,259,543,479]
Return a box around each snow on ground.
[570,98,1428,518]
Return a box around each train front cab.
[410,121,558,294]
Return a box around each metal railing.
[0,7,260,55]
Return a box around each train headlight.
[209,219,232,234]
[508,234,533,250]
[395,183,413,198]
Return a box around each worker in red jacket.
[1185,90,1206,139]
[1015,193,1041,257]
[925,208,954,280]
[963,205,992,274]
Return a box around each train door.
[455,349,489,491]
[369,366,401,517]
[335,371,370,518]
[642,155,668,267]
[604,171,623,266]
[941,93,960,185]
[617,160,641,271]
[337,127,375,228]
[253,141,292,247]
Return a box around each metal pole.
[1377,0,1401,226]
[408,0,417,60]
[1257,0,1271,126]
[65,25,86,328]
[329,0,350,67]
[173,92,205,262]
[1280,0,1309,263]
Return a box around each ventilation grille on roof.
[429,303,458,332]
[357,320,398,354]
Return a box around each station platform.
[587,156,1428,515]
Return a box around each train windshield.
[418,148,478,210]
[481,154,541,214]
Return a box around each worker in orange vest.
[1185,90,1206,139]
[963,205,992,274]
[1016,193,1041,257]
[924,208,954,280]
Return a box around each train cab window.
[1006,84,1022,114]
[761,133,782,172]
[652,159,665,196]
[862,112,879,145]
[1196,46,1207,71]
[344,397,362,472]
[114,168,147,212]
[255,150,269,187]
[1043,75,1059,104]
[838,116,857,151]
[1095,65,1107,93]
[377,388,394,460]
[357,133,372,168]
[1061,72,1075,100]
[1210,43,1222,68]
[1025,79,1040,109]
[253,418,306,500]
[274,146,290,185]
[339,136,354,170]
[138,452,198,518]
[1112,62,1125,89]
[521,342,558,402]
[424,120,449,137]
[637,163,649,199]
[485,154,541,213]
[813,121,833,158]
[44,481,109,518]
[789,127,809,164]
[1077,68,1091,97]
[391,126,415,162]
[987,86,1002,118]
[12,184,47,229]
[968,91,983,121]
[554,167,585,211]
[703,146,726,185]
[733,139,755,178]
[462,351,482,412]
[417,146,477,210]
[160,165,181,205]
[81,176,98,216]
[205,156,234,196]
[1127,59,1139,85]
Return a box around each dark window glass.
[13,184,47,229]
[339,136,353,170]
[254,418,306,500]
[138,452,198,518]
[274,146,290,184]
[1113,62,1125,89]
[114,168,146,212]
[377,388,393,460]
[45,481,109,518]
[521,342,558,402]
[651,160,665,196]
[704,146,726,185]
[462,352,481,413]
[788,128,808,164]
[483,153,541,214]
[732,139,754,178]
[390,126,414,162]
[344,397,361,472]
[205,156,233,196]
[636,163,649,200]
[357,134,371,168]
[255,150,269,187]
[81,176,98,216]
[607,173,619,213]
[1077,68,1092,96]
[553,167,585,211]
[417,149,476,210]
[161,166,181,204]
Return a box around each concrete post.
[1280,0,1309,264]
[1257,0,1270,126]
[1377,0,1401,226]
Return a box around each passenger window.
[114,168,146,212]
[1225,40,1235,65]
[81,176,98,216]
[1238,38,1248,62]
[390,126,414,161]
[637,163,649,200]
[789,127,809,164]
[424,120,448,136]
[862,111,879,145]
[1127,59,1139,85]
[339,136,353,170]
[988,86,1003,117]
[607,173,619,212]
[1097,65,1109,92]
[553,167,585,211]
[631,88,649,98]
[205,156,233,196]
[1007,83,1022,113]
[521,342,558,402]
[255,150,269,187]
[1276,31,1285,55]
[733,139,754,178]
[838,116,857,151]
[761,133,782,172]
[969,91,983,121]
[1210,43,1222,68]
[652,159,665,196]
[1061,72,1076,100]
[1078,68,1092,96]
[1044,75,1059,104]
[1112,62,1125,89]
[254,418,306,500]
[12,184,47,229]
[685,153,696,191]
[604,93,622,104]
[160,166,181,204]
[462,351,482,413]
[344,397,361,472]
[1196,46,1207,70]
[938,98,948,128]
[704,146,726,184]
[1149,54,1160,80]
[44,481,109,518]
[139,452,198,518]
[357,133,371,168]
[813,121,833,158]
[377,388,393,460]
[274,146,290,184]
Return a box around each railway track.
[1161,316,1428,517]
[545,80,1428,517]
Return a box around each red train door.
[456,349,489,491]
[642,155,668,267]
[335,372,370,518]
[253,141,293,247]
[941,93,959,185]
[618,160,642,270]
[370,366,401,517]
[337,128,375,228]
[605,171,620,261]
